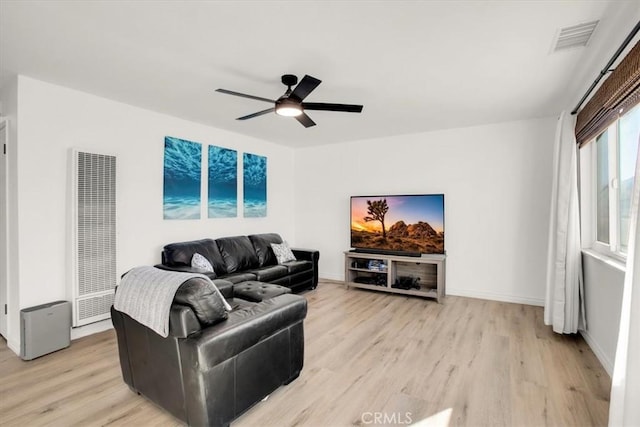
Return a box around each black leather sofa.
[156,233,320,292]
[112,275,307,427]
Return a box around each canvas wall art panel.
[163,136,202,220]
[208,145,238,218]
[243,153,267,217]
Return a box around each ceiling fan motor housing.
[281,74,298,88]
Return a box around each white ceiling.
[0,1,635,147]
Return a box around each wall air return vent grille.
[553,21,599,52]
[70,150,117,327]
[78,293,115,322]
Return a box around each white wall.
[581,251,624,375]
[0,77,19,347]
[294,117,556,305]
[2,75,295,353]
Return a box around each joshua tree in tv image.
[364,199,389,238]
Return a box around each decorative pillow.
[270,242,297,264]
[191,253,213,272]
[174,278,230,326]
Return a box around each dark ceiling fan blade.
[237,108,275,120]
[302,102,363,113]
[289,75,321,102]
[294,112,316,128]
[215,88,275,104]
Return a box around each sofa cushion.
[248,233,283,267]
[173,277,229,326]
[212,279,234,299]
[163,239,227,275]
[271,242,296,264]
[247,265,289,282]
[219,272,258,284]
[268,275,290,287]
[216,236,259,273]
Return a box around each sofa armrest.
[291,248,319,262]
[291,248,319,288]
[154,263,214,276]
[169,303,203,338]
[113,302,203,340]
[181,294,307,370]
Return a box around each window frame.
[583,107,637,262]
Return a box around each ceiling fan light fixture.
[275,101,303,117]
[275,105,303,117]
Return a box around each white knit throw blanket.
[114,266,223,338]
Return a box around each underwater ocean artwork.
[163,136,202,220]
[208,145,238,218]
[243,153,267,217]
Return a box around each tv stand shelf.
[344,251,446,302]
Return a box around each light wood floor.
[0,281,610,427]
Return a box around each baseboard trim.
[7,338,20,356]
[320,272,343,282]
[321,275,544,307]
[579,328,613,377]
[5,317,117,356]
[319,277,345,285]
[70,319,113,341]
[446,288,545,306]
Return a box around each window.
[585,103,640,259]
[619,107,640,252]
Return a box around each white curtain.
[544,111,586,333]
[608,138,640,426]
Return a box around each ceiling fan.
[215,74,363,128]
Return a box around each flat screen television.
[350,194,445,256]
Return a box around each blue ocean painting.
[208,145,237,218]
[243,153,267,217]
[163,136,202,220]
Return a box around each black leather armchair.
[111,277,307,427]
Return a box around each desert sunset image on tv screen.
[350,194,444,254]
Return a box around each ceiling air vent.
[553,20,599,52]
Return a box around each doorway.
[0,119,8,338]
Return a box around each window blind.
[576,40,640,146]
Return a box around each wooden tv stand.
[344,251,446,302]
